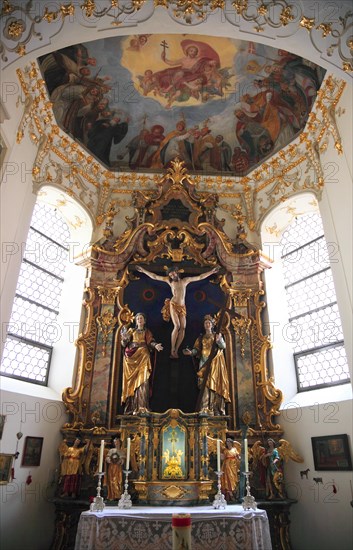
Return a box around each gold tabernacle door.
[120,408,226,505]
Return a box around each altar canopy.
[75,506,272,550]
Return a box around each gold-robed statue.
[121,312,163,414]
[183,314,230,415]
[104,435,126,501]
[207,436,241,501]
[58,436,89,498]
[221,438,241,501]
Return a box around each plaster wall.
[0,390,68,550]
[279,400,353,550]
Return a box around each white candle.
[244,438,249,472]
[126,437,131,470]
[217,439,221,472]
[98,440,105,472]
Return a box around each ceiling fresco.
[38,34,326,177]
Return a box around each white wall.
[0,391,68,550]
[279,401,353,550]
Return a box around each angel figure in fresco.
[183,314,231,415]
[58,436,90,498]
[252,438,303,499]
[104,435,126,500]
[121,312,163,414]
[136,265,219,358]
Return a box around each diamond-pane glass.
[281,212,324,250]
[288,304,344,353]
[282,237,330,285]
[0,336,51,384]
[31,202,70,245]
[280,211,349,391]
[286,269,336,318]
[17,261,62,311]
[1,202,70,386]
[9,296,58,345]
[25,228,68,278]
[296,344,350,390]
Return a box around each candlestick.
[217,439,221,472]
[90,472,105,512]
[212,470,227,509]
[98,440,105,472]
[242,471,257,511]
[126,437,131,471]
[118,469,132,508]
[244,438,248,472]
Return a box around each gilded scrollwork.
[231,317,252,358]
[1,2,352,75]
[96,310,118,357]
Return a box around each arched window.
[1,202,70,385]
[280,211,350,391]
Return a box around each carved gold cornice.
[14,64,346,233]
[1,1,352,74]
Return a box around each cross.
[160,40,169,58]
[168,428,178,455]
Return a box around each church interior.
[0,1,352,549]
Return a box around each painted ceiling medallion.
[38,34,325,177]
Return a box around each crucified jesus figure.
[136,265,220,358]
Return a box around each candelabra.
[90,472,105,512]
[242,472,257,511]
[212,470,227,509]
[118,469,132,509]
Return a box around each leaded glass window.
[280,212,350,391]
[1,203,70,385]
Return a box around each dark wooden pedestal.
[257,499,297,550]
[50,498,88,550]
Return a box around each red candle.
[172,514,191,549]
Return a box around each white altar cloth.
[74,505,272,550]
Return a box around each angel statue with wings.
[252,438,303,500]
[58,436,90,498]
[207,436,241,501]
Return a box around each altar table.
[74,505,272,550]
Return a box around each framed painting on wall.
[0,453,13,484]
[311,434,352,471]
[0,415,5,439]
[0,132,7,170]
[21,436,44,467]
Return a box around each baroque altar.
[54,159,301,549]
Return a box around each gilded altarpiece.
[61,159,283,506]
